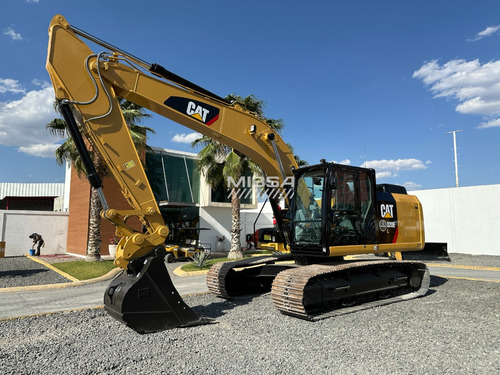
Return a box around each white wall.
[412,184,500,255]
[199,202,274,252]
[240,202,275,242]
[0,210,68,257]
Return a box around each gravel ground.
[0,276,499,375]
[0,253,499,374]
[0,256,71,287]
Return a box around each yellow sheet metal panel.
[393,193,425,248]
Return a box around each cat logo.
[380,203,394,219]
[186,101,210,122]
[164,96,219,126]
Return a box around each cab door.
[326,166,377,247]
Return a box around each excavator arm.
[46,15,297,270]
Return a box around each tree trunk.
[86,186,102,261]
[227,188,243,260]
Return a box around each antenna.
[445,130,463,187]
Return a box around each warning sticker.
[123,160,136,170]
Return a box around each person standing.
[29,233,44,256]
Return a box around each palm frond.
[119,99,152,125]
[46,118,68,139]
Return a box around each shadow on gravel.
[191,294,262,319]
[0,268,50,278]
[430,275,448,287]
[425,275,448,296]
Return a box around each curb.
[26,254,80,282]
[172,265,208,277]
[0,305,106,322]
[171,253,277,277]
[425,263,500,271]
[0,258,122,294]
[0,290,212,322]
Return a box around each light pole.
[446,130,463,187]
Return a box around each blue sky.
[1,0,500,190]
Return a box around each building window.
[145,151,200,205]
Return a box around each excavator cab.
[290,163,378,257]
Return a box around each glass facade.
[146,151,200,204]
[145,148,254,207]
[146,150,201,242]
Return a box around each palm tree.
[192,94,290,259]
[227,94,308,166]
[192,136,260,259]
[46,99,153,261]
[287,144,308,167]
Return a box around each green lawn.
[180,257,229,272]
[52,260,117,281]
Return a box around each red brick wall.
[99,177,142,254]
[66,168,90,256]
[67,169,142,256]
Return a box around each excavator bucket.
[104,247,212,333]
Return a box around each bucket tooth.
[104,248,212,333]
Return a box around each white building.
[145,147,273,253]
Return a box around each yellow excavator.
[46,15,429,333]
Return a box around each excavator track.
[207,254,294,298]
[271,260,430,320]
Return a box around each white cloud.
[467,25,500,42]
[329,158,351,165]
[361,158,427,179]
[376,171,395,179]
[0,83,61,158]
[413,59,500,128]
[18,144,60,158]
[3,26,23,41]
[0,78,26,94]
[404,181,423,191]
[171,132,202,144]
[477,118,500,129]
[31,79,51,88]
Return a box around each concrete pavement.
[427,263,500,282]
[0,258,498,321]
[0,269,209,320]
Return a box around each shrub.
[190,251,211,268]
